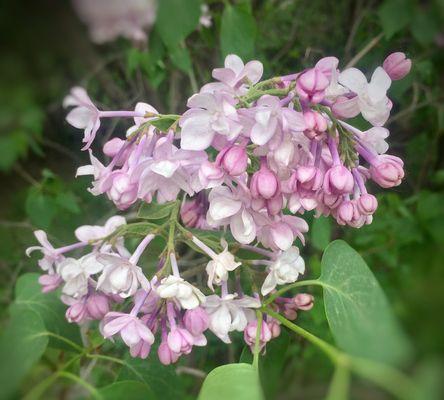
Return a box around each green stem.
[57,371,102,399]
[326,363,350,400]
[31,331,84,353]
[263,279,322,306]
[263,307,340,362]
[252,310,263,370]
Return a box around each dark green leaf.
[319,240,411,366]
[11,273,82,350]
[169,45,192,73]
[0,310,48,399]
[25,187,58,229]
[150,117,178,132]
[220,3,257,60]
[378,0,413,39]
[138,201,175,220]
[198,363,263,400]
[155,0,201,48]
[117,354,185,400]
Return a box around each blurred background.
[0,0,443,399]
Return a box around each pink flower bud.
[167,328,194,354]
[86,293,109,320]
[103,138,125,157]
[199,161,225,187]
[183,307,209,336]
[337,200,355,225]
[180,198,201,228]
[323,165,354,195]
[297,166,323,191]
[217,145,248,176]
[108,172,138,210]
[130,341,152,359]
[383,52,412,81]
[158,341,180,365]
[244,319,272,350]
[303,111,328,139]
[38,274,62,293]
[66,301,88,323]
[266,193,284,216]
[357,194,378,215]
[294,293,314,311]
[250,161,280,200]
[267,319,281,338]
[370,155,404,188]
[296,68,329,103]
[282,303,298,320]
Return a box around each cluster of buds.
[27,51,410,363]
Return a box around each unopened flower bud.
[296,68,329,103]
[297,166,323,191]
[158,341,180,365]
[183,307,209,336]
[337,200,355,225]
[323,165,354,195]
[266,193,284,216]
[217,145,248,176]
[294,293,314,311]
[303,111,328,139]
[383,52,412,81]
[66,301,88,323]
[267,319,281,338]
[86,293,109,320]
[108,172,138,210]
[370,155,404,188]
[357,193,378,215]
[130,341,151,359]
[38,274,62,293]
[250,161,280,200]
[167,328,194,354]
[244,319,272,350]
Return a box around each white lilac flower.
[156,275,206,309]
[206,185,257,244]
[57,253,103,298]
[337,67,392,126]
[192,236,241,290]
[203,293,260,343]
[261,247,305,295]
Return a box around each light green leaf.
[99,380,156,400]
[0,310,48,399]
[311,217,332,251]
[149,116,178,132]
[155,0,201,48]
[319,240,411,366]
[11,273,82,350]
[198,363,263,400]
[138,201,176,220]
[117,354,185,400]
[378,0,413,39]
[220,3,257,60]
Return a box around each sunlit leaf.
[198,363,263,400]
[319,240,411,366]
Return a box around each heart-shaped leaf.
[319,240,411,366]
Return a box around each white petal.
[338,68,368,94]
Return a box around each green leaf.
[117,354,185,399]
[150,116,178,132]
[138,201,176,220]
[155,0,201,48]
[198,363,263,400]
[25,187,58,229]
[11,273,82,350]
[311,217,332,251]
[378,0,413,39]
[56,192,80,214]
[0,310,48,399]
[169,45,192,73]
[411,11,439,46]
[220,3,257,60]
[319,240,411,366]
[99,380,156,400]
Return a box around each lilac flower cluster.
[27,52,410,363]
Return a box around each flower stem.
[252,310,263,370]
[263,279,322,306]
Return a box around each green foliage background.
[0,0,443,399]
